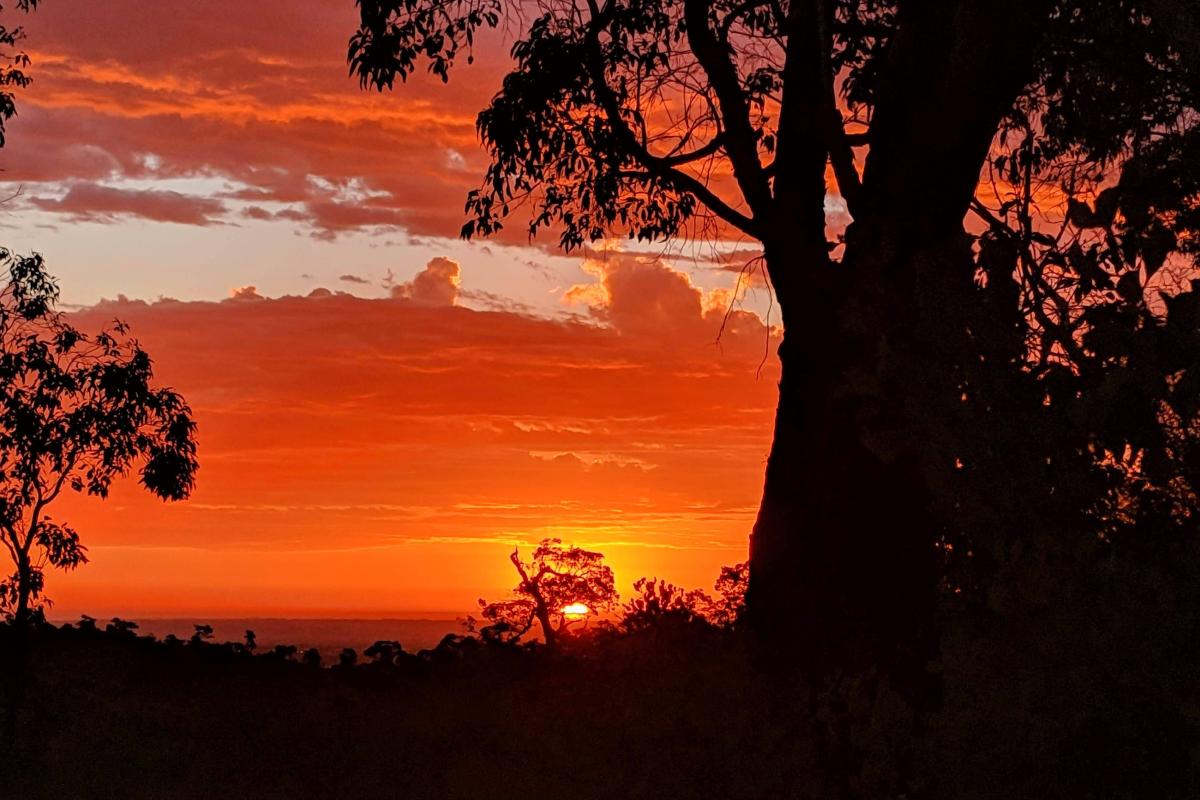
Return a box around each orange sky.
[54,257,777,617]
[0,2,780,618]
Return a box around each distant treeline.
[6,564,746,675]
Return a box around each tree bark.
[13,551,31,627]
[747,250,940,702]
[747,0,1055,705]
[532,593,556,650]
[511,550,557,649]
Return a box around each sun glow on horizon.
[562,603,590,617]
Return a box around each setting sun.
[562,603,590,617]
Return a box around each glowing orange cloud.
[3,0,502,241]
[51,255,778,618]
[0,2,782,619]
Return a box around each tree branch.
[0,523,20,566]
[511,547,556,647]
[681,0,773,216]
[763,0,833,288]
[718,0,776,42]
[827,109,863,217]
[969,199,1088,365]
[660,134,725,167]
[582,13,761,237]
[617,171,758,234]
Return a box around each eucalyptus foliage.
[0,250,198,621]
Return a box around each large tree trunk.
[747,0,1055,704]
[13,552,32,627]
[747,248,941,704]
[511,550,557,649]
[3,553,33,754]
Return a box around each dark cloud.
[241,205,274,221]
[30,182,226,225]
[459,288,538,315]
[0,0,494,240]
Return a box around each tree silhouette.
[935,8,1200,615]
[364,639,405,665]
[351,0,1200,700]
[621,561,747,630]
[0,1,39,147]
[337,647,358,668]
[476,538,617,648]
[0,250,198,624]
[620,576,713,631]
[708,560,747,627]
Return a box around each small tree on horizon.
[0,249,198,624]
[476,538,617,648]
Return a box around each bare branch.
[681,0,773,216]
[660,134,725,167]
[582,12,761,237]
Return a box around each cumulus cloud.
[229,285,265,301]
[388,257,461,307]
[303,200,408,240]
[564,252,769,347]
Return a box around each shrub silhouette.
[620,562,748,633]
[363,639,405,666]
[620,578,713,633]
[337,648,358,669]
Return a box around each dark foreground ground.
[1,622,818,800]
[1,615,1197,799]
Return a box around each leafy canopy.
[0,250,198,618]
[474,538,617,645]
[941,1,1200,581]
[351,0,803,249]
[0,0,39,146]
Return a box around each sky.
[0,0,781,618]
